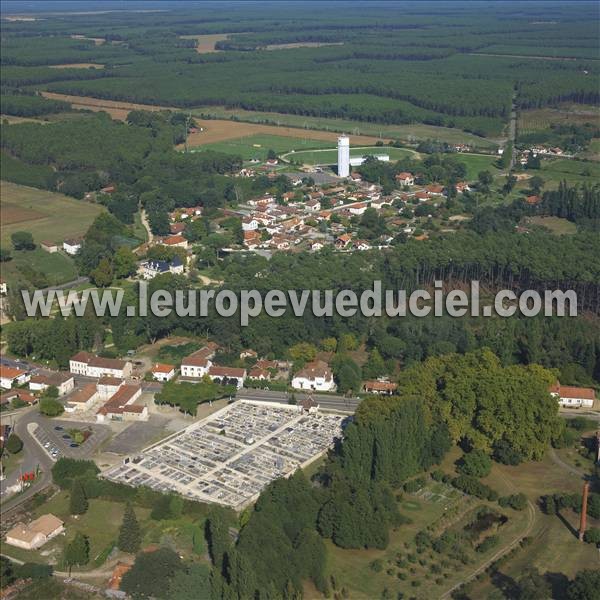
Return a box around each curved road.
[1,407,54,515]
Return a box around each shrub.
[499,493,527,511]
[476,535,500,553]
[457,449,492,478]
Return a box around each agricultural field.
[1,247,78,287]
[179,33,231,53]
[189,134,334,161]
[518,104,600,134]
[453,154,502,180]
[190,106,501,149]
[540,158,600,186]
[0,181,104,247]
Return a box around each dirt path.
[548,447,587,478]
[140,209,153,243]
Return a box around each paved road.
[40,277,89,292]
[0,407,54,514]
[238,387,360,413]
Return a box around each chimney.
[579,481,590,541]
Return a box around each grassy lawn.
[189,133,333,160]
[539,158,600,187]
[0,180,104,247]
[2,246,78,286]
[457,153,502,181]
[287,146,417,166]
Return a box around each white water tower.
[337,135,350,177]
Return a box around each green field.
[285,145,418,166]
[540,158,600,186]
[0,180,104,246]
[2,247,78,287]
[189,134,333,160]
[191,107,501,149]
[456,153,502,180]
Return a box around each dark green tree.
[117,503,142,554]
[69,479,88,515]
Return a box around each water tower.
[337,135,350,177]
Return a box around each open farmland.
[189,134,334,160]
[179,33,231,53]
[0,180,104,246]
[518,103,600,134]
[48,63,105,69]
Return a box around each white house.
[5,514,65,550]
[550,383,596,408]
[69,352,132,379]
[305,199,321,212]
[291,361,336,392]
[0,367,30,390]
[151,363,176,382]
[29,372,74,396]
[208,366,246,389]
[348,202,368,216]
[180,347,214,379]
[242,217,259,231]
[0,278,6,295]
[138,256,184,280]
[63,239,82,255]
[395,172,414,186]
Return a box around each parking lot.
[102,400,346,510]
[33,419,110,461]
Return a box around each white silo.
[337,135,350,177]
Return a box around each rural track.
[440,467,537,599]
[548,447,587,479]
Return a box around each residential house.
[243,230,262,249]
[305,199,321,212]
[549,383,596,408]
[208,366,247,389]
[5,514,65,550]
[525,195,541,205]
[348,202,368,216]
[0,278,6,295]
[353,239,371,251]
[138,256,184,280]
[69,352,132,379]
[63,238,82,255]
[0,367,30,390]
[335,234,352,249]
[64,384,99,413]
[40,241,59,253]
[363,380,398,395]
[0,389,37,406]
[161,235,188,249]
[395,172,414,186]
[455,182,471,194]
[151,363,176,382]
[242,217,259,231]
[248,367,270,380]
[310,240,325,252]
[240,349,258,360]
[29,372,74,396]
[425,184,445,196]
[180,347,214,379]
[170,222,186,235]
[292,360,336,392]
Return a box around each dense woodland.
[1,4,598,137]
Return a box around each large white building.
[550,383,596,408]
[69,352,132,379]
[337,135,350,178]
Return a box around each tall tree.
[117,503,142,554]
[63,532,89,574]
[69,479,88,515]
